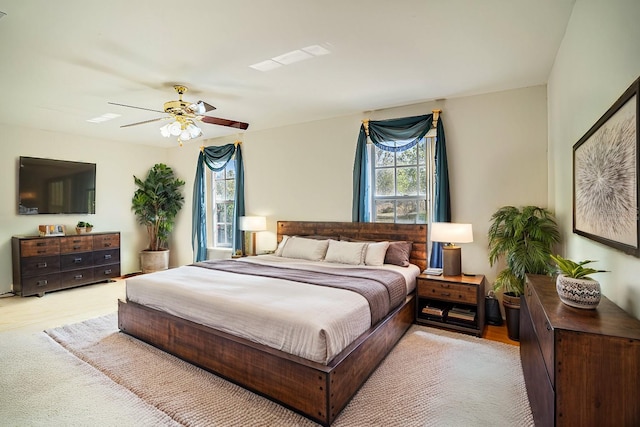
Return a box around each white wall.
[0,124,167,294]
[168,85,550,287]
[548,0,640,318]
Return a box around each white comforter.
[125,255,419,364]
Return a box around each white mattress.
[125,255,419,364]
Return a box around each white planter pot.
[140,250,170,273]
[556,274,601,309]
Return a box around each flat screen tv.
[18,156,96,215]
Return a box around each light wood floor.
[0,280,518,346]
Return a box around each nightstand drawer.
[60,236,93,253]
[418,280,477,304]
[20,239,60,257]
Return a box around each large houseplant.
[488,206,560,340]
[132,163,185,272]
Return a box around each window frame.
[210,162,236,248]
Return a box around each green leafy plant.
[550,254,607,280]
[132,163,185,251]
[76,221,87,228]
[488,206,560,296]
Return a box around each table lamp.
[239,216,267,256]
[430,222,473,276]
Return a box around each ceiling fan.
[109,85,249,145]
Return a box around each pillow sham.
[384,241,413,267]
[274,235,290,256]
[281,236,329,261]
[364,241,390,266]
[324,239,368,265]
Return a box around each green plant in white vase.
[550,254,608,310]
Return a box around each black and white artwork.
[573,77,639,257]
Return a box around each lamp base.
[442,246,461,276]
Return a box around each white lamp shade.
[430,222,473,244]
[239,216,267,231]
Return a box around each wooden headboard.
[277,221,427,271]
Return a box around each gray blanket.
[192,260,406,325]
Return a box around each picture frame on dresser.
[573,76,639,257]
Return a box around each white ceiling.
[0,0,575,147]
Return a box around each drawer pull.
[73,245,81,250]
[36,279,48,286]
[104,269,112,275]
[74,257,83,263]
[74,274,84,280]
[546,321,551,331]
[104,243,112,247]
[37,250,46,254]
[73,239,81,243]
[104,254,112,260]
[37,262,48,268]
[440,284,450,288]
[440,292,451,297]
[36,242,46,247]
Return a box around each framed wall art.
[573,76,639,257]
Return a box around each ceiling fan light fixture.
[168,121,182,136]
[187,123,202,138]
[190,102,206,115]
[160,124,171,137]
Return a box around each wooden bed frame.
[118,221,427,426]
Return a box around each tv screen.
[18,156,96,215]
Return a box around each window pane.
[226,180,235,200]
[374,200,395,223]
[225,225,233,246]
[375,168,395,196]
[397,146,417,166]
[215,180,225,200]
[225,202,234,220]
[375,149,394,167]
[226,162,236,178]
[417,199,427,223]
[397,167,417,195]
[419,165,427,196]
[216,224,225,245]
[214,170,225,180]
[418,139,426,164]
[397,200,418,223]
[216,203,225,222]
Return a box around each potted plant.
[132,163,185,273]
[488,206,560,341]
[76,221,87,234]
[550,254,607,309]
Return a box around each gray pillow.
[384,241,412,267]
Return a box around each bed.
[118,221,427,426]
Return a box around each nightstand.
[415,274,486,337]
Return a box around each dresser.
[521,274,640,426]
[11,232,121,297]
[415,274,485,336]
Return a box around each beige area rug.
[40,314,532,426]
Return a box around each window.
[211,162,236,247]
[369,135,436,224]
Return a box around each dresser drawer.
[94,264,121,280]
[60,236,93,253]
[525,279,555,386]
[60,267,94,287]
[60,252,94,271]
[21,255,60,278]
[20,273,62,296]
[93,248,120,266]
[418,279,477,304]
[93,233,120,249]
[20,239,60,257]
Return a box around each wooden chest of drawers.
[11,232,121,297]
[521,274,640,426]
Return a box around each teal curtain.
[192,143,245,262]
[429,118,451,269]
[351,114,451,268]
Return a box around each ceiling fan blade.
[120,117,167,128]
[108,102,165,114]
[201,116,250,130]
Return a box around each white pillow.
[274,235,290,256]
[281,236,329,261]
[364,241,390,266]
[324,239,367,265]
